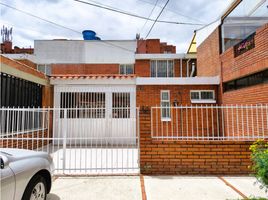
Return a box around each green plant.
[250,140,268,192]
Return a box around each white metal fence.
[151,104,268,140]
[0,107,139,175]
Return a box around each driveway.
[47,176,267,200]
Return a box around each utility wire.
[137,0,205,24]
[144,0,170,39]
[0,2,136,52]
[73,0,204,25]
[0,2,81,35]
[140,0,159,33]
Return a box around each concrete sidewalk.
[47,176,267,200]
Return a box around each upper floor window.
[119,64,134,75]
[220,0,268,53]
[37,64,51,76]
[190,90,216,103]
[150,60,174,77]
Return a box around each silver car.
[0,148,54,200]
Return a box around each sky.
[0,0,234,53]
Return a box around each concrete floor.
[47,176,268,200]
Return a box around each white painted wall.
[34,40,136,64]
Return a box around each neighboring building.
[196,0,268,104]
[0,55,52,108]
[1,41,34,54]
[29,36,218,140]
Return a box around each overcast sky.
[0,0,234,53]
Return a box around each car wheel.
[22,175,47,200]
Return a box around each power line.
[73,0,204,26]
[140,0,159,33]
[0,2,81,34]
[144,0,170,39]
[137,0,205,24]
[0,2,136,53]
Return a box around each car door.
[1,157,15,200]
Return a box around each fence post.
[62,109,67,173]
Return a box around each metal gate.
[1,85,140,175]
[52,85,139,174]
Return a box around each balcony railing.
[234,32,255,57]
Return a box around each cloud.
[0,0,233,53]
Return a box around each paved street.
[47,176,267,200]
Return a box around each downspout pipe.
[180,58,182,77]
[186,59,191,77]
[190,62,195,77]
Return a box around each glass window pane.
[119,65,125,74]
[126,65,134,74]
[236,77,248,89]
[150,61,156,77]
[191,92,199,100]
[221,0,268,52]
[168,60,174,77]
[37,65,46,73]
[45,65,51,75]
[201,91,214,100]
[157,60,167,77]
[161,91,169,101]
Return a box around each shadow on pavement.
[47,193,61,200]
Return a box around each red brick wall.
[197,23,268,104]
[221,24,268,82]
[137,85,218,107]
[197,28,221,77]
[137,39,176,53]
[0,130,51,150]
[139,111,253,175]
[223,83,268,104]
[51,63,119,75]
[140,138,252,175]
[137,85,260,175]
[137,85,219,139]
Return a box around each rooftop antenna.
[1,26,13,43]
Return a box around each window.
[223,69,268,92]
[190,90,215,103]
[150,60,174,77]
[37,64,51,75]
[60,92,105,118]
[112,93,130,118]
[119,64,134,75]
[1,73,42,107]
[160,90,171,120]
[220,0,268,53]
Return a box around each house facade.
[27,37,218,141]
[196,0,268,104]
[1,0,267,175]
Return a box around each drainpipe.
[180,58,182,77]
[190,62,195,77]
[186,59,191,77]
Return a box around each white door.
[53,85,136,145]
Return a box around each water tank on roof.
[82,30,96,40]
[82,30,101,40]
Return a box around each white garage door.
[53,85,137,145]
